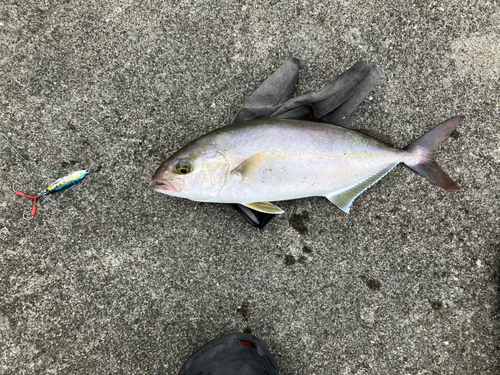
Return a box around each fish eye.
[176,161,191,175]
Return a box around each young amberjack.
[153,116,464,214]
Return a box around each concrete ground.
[1,1,499,374]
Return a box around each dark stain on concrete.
[364,278,382,291]
[289,211,310,235]
[303,246,313,254]
[431,301,444,310]
[284,255,296,266]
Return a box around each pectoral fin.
[326,164,397,213]
[241,202,284,214]
[231,152,266,182]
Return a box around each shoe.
[178,332,279,374]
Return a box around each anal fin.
[326,164,397,213]
[241,202,284,214]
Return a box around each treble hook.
[13,182,33,219]
[13,183,39,219]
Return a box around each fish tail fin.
[403,116,465,192]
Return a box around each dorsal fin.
[275,106,315,121]
[355,129,393,147]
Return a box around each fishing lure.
[1,134,89,218]
[15,170,88,218]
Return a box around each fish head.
[153,142,229,201]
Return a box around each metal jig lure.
[14,170,88,219]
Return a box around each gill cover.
[198,145,230,196]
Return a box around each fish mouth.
[153,177,183,193]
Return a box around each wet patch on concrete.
[289,211,310,235]
[431,301,444,310]
[303,246,313,254]
[362,277,382,291]
[284,255,296,266]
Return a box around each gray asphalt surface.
[1,1,499,374]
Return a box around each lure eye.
[176,162,191,175]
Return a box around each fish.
[153,115,464,215]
